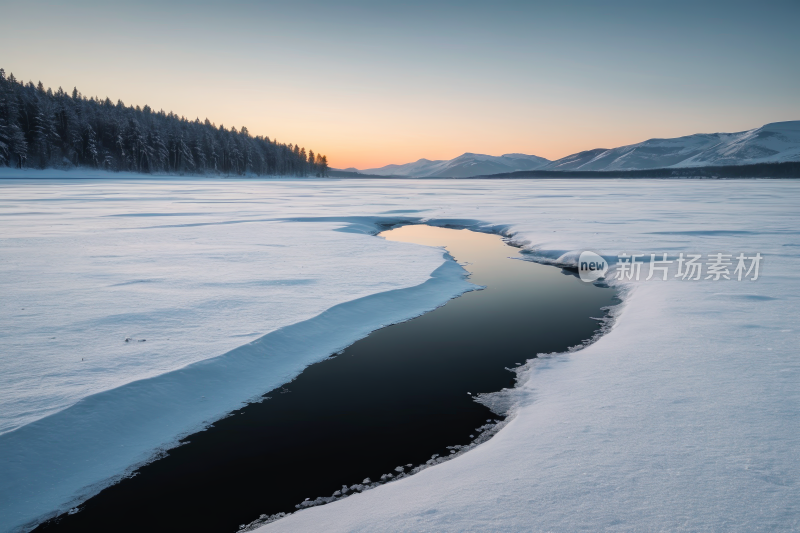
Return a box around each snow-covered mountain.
[357,121,800,177]
[543,121,800,171]
[540,148,609,171]
[360,152,551,177]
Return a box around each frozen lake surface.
[1,174,799,532]
[32,225,615,532]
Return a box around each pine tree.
[178,135,194,172]
[0,67,324,176]
[84,123,99,167]
[10,124,27,168]
[0,117,8,166]
[319,155,328,177]
[33,104,59,168]
[152,131,168,171]
[0,69,9,165]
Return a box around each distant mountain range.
[349,121,800,177]
[543,120,800,171]
[359,153,550,177]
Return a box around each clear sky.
[1,0,798,169]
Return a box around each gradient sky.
[1,0,798,169]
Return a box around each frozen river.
[1,175,798,532]
[33,225,616,532]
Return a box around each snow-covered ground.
[1,172,798,532]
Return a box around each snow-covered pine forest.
[0,69,328,177]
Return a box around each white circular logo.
[578,251,608,282]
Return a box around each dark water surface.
[36,225,617,533]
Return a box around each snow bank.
[0,166,183,180]
[262,278,800,532]
[1,259,473,532]
[1,176,799,532]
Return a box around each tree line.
[0,68,328,177]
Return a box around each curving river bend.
[37,224,617,532]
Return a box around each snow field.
[0,173,798,531]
